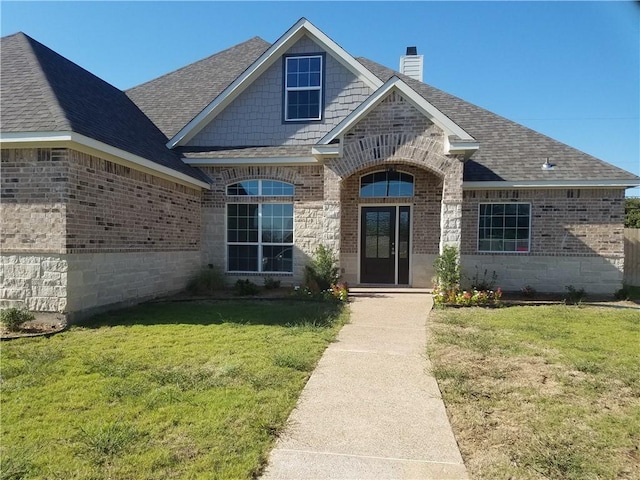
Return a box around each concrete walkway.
[261,288,469,479]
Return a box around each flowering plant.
[433,286,502,308]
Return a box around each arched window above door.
[360,171,414,198]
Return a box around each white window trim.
[476,202,532,254]
[284,55,323,122]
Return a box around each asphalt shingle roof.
[3,31,637,185]
[126,37,271,140]
[127,33,636,183]
[0,32,207,183]
[357,58,638,182]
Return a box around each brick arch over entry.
[219,165,303,185]
[326,133,457,180]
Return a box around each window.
[478,203,531,253]
[285,55,323,121]
[360,171,414,198]
[227,180,294,197]
[226,180,294,273]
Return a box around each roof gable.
[317,76,478,156]
[166,18,383,148]
[358,58,639,184]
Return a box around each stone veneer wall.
[1,148,202,316]
[198,165,324,285]
[460,188,626,293]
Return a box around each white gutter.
[463,180,640,189]
[0,131,210,190]
[184,156,318,166]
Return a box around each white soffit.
[167,18,383,149]
[317,76,475,146]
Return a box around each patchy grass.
[0,300,347,479]
[428,305,640,480]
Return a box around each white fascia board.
[311,145,340,157]
[318,77,475,146]
[0,131,210,190]
[184,156,318,166]
[167,18,383,149]
[463,180,640,189]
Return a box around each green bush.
[433,246,460,291]
[233,279,260,296]
[304,245,340,292]
[0,307,35,332]
[263,277,281,290]
[187,265,225,295]
[564,285,586,305]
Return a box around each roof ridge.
[18,34,71,131]
[126,36,270,93]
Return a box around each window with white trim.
[284,55,323,121]
[478,203,531,253]
[226,180,294,273]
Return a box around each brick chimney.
[399,46,423,82]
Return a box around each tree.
[625,197,640,228]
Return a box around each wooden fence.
[624,228,640,286]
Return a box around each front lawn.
[0,300,347,480]
[429,305,640,480]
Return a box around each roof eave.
[463,180,640,189]
[0,131,210,190]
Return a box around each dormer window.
[284,55,323,121]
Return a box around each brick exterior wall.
[1,147,203,314]
[1,148,69,253]
[461,188,625,256]
[188,35,372,147]
[460,188,626,293]
[66,150,201,252]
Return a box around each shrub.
[0,307,35,332]
[263,277,281,290]
[304,245,340,292]
[471,266,497,291]
[521,285,537,298]
[565,285,586,305]
[234,279,260,296]
[187,265,225,295]
[433,246,460,291]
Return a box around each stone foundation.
[1,251,200,321]
[1,254,68,311]
[461,254,624,294]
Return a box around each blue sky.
[2,1,639,195]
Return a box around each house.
[2,18,638,319]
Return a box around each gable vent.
[399,46,423,82]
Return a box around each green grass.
[429,305,640,480]
[0,300,348,480]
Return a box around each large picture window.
[284,55,323,121]
[478,203,531,253]
[226,180,294,273]
[360,171,414,198]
